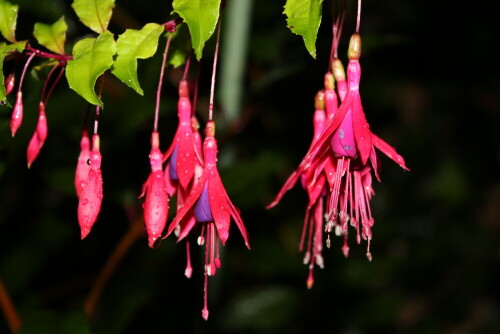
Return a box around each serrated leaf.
[284,0,323,58]
[72,0,115,34]
[1,40,27,105]
[111,23,164,95]
[33,16,68,55]
[0,0,18,43]
[172,0,221,60]
[167,23,191,68]
[66,31,116,106]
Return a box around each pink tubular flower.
[78,134,103,239]
[163,80,203,192]
[140,131,169,248]
[165,120,250,320]
[27,102,48,168]
[4,73,15,96]
[10,91,23,137]
[75,131,91,198]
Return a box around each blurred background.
[1,0,499,333]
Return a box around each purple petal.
[194,184,213,222]
[168,145,179,180]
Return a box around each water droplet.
[82,198,89,205]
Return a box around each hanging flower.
[10,91,23,137]
[75,130,91,198]
[140,131,169,248]
[27,102,48,168]
[78,134,103,239]
[165,120,250,320]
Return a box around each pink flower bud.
[75,131,91,197]
[4,73,15,96]
[10,91,23,137]
[27,102,48,168]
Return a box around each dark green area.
[1,0,499,333]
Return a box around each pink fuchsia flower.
[78,134,103,239]
[140,131,169,248]
[75,131,91,198]
[332,58,347,102]
[4,73,15,96]
[27,102,48,168]
[163,80,203,192]
[165,120,250,320]
[324,72,338,118]
[10,91,23,137]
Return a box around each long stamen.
[202,223,210,320]
[185,240,193,278]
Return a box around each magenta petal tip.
[80,227,90,240]
[202,308,209,321]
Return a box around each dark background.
[1,0,499,333]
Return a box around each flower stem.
[84,217,144,319]
[182,52,191,81]
[93,76,105,135]
[40,64,60,102]
[27,47,72,61]
[192,61,201,116]
[208,20,222,121]
[0,279,21,333]
[17,52,36,94]
[356,0,362,33]
[153,33,173,132]
[44,65,66,106]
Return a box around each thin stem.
[40,63,60,102]
[328,0,346,69]
[17,52,36,93]
[27,47,72,61]
[93,76,105,135]
[84,217,144,319]
[192,61,201,116]
[0,279,21,333]
[182,52,192,81]
[208,20,222,121]
[154,33,173,132]
[356,0,362,33]
[44,64,66,105]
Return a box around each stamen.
[185,240,193,278]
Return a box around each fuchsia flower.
[26,102,48,168]
[10,91,23,137]
[165,120,250,320]
[4,73,15,96]
[77,134,103,239]
[268,33,409,263]
[75,131,91,198]
[140,131,169,248]
[163,80,203,192]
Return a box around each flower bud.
[314,90,325,110]
[348,33,362,60]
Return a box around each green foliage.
[111,23,164,95]
[33,16,68,55]
[65,31,116,106]
[283,0,324,58]
[72,0,115,34]
[167,23,191,68]
[172,0,221,60]
[0,0,18,43]
[0,40,27,105]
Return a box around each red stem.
[208,20,222,121]
[356,0,362,33]
[182,52,192,81]
[154,33,173,132]
[27,47,72,61]
[44,65,66,105]
[192,61,201,116]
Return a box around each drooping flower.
[78,134,103,239]
[165,120,250,320]
[140,131,169,248]
[26,102,48,168]
[75,130,91,198]
[10,91,23,137]
[163,79,203,192]
[4,73,15,96]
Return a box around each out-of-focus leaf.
[111,23,164,95]
[0,40,27,105]
[283,0,323,58]
[66,30,116,106]
[0,0,18,43]
[172,0,221,60]
[71,0,115,34]
[33,16,68,55]
[167,23,191,68]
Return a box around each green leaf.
[72,0,115,34]
[284,0,323,58]
[66,31,116,106]
[111,23,164,95]
[172,0,221,60]
[0,40,27,106]
[167,23,191,68]
[33,16,68,55]
[0,0,18,43]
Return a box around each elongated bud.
[348,33,362,60]
[4,73,15,96]
[332,58,346,82]
[10,91,23,137]
[27,102,48,168]
[324,72,335,90]
[314,90,325,110]
[75,131,91,197]
[205,120,215,137]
